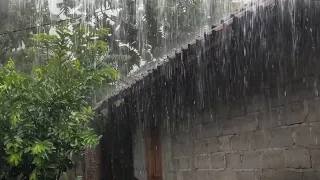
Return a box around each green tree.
[24,24,119,103]
[55,0,137,77]
[54,0,237,76]
[87,0,238,63]
[56,0,141,75]
[0,25,118,179]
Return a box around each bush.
[0,25,118,180]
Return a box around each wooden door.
[145,128,163,180]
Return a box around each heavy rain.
[0,0,320,179]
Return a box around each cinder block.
[261,149,285,169]
[196,121,219,139]
[284,148,311,168]
[242,151,261,169]
[281,171,303,180]
[257,170,302,180]
[179,157,191,170]
[280,102,308,125]
[230,99,246,117]
[179,142,193,157]
[207,137,220,153]
[220,118,238,135]
[196,170,210,180]
[269,128,294,148]
[194,137,219,154]
[258,109,280,129]
[165,172,177,180]
[179,171,194,180]
[246,94,268,114]
[219,136,231,151]
[311,149,320,169]
[293,123,320,146]
[195,155,211,169]
[209,170,237,180]
[236,171,255,180]
[163,150,172,161]
[305,75,319,98]
[284,82,313,104]
[162,161,174,172]
[173,159,180,171]
[194,139,206,154]
[210,153,225,169]
[226,153,241,168]
[288,80,316,103]
[172,143,181,158]
[234,114,258,133]
[303,171,320,180]
[173,131,193,144]
[215,102,232,119]
[231,135,249,151]
[221,170,237,180]
[248,130,270,150]
[201,111,215,123]
[268,88,286,107]
[307,99,320,122]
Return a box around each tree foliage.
[67,0,238,64]
[28,25,112,70]
[0,25,118,179]
[23,24,119,103]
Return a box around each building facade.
[89,0,320,179]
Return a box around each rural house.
[86,0,320,179]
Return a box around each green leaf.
[30,170,38,180]
[31,143,45,155]
[32,156,43,167]
[0,84,7,91]
[6,58,15,70]
[11,113,19,126]
[24,147,32,153]
[96,28,109,36]
[8,153,21,166]
[5,142,13,149]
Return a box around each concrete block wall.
[154,75,320,180]
[133,126,147,180]
[84,145,101,180]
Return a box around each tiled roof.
[94,0,276,111]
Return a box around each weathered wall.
[84,145,101,180]
[132,73,320,180]
[133,125,147,180]
[110,1,320,180]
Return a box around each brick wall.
[132,75,320,180]
[84,145,101,180]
